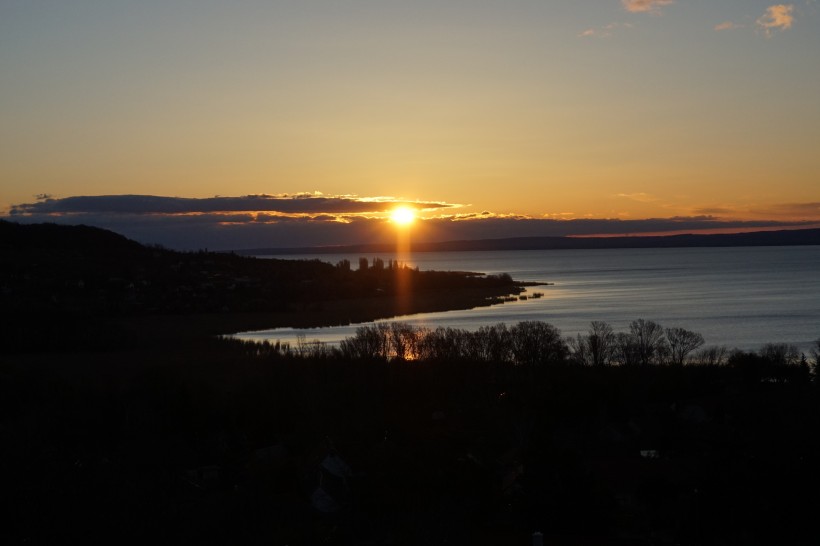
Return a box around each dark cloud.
[692,202,820,220]
[9,194,454,216]
[753,202,820,217]
[693,207,735,215]
[6,206,816,251]
[8,194,818,250]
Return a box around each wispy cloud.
[757,4,796,34]
[751,202,820,219]
[621,0,675,14]
[578,22,633,38]
[616,192,659,203]
[714,21,743,31]
[543,212,577,219]
[694,202,820,220]
[693,207,736,215]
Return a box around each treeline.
[245,318,820,371]
[7,323,820,543]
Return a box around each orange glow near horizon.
[3,4,819,226]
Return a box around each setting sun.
[390,207,416,226]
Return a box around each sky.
[2,1,819,250]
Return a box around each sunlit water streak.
[236,246,820,352]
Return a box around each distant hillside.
[0,220,525,352]
[237,228,820,255]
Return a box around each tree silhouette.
[759,343,800,365]
[693,345,728,366]
[811,338,820,380]
[666,327,705,366]
[475,323,512,363]
[509,321,566,366]
[588,320,616,366]
[629,319,667,366]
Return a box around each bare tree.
[474,323,512,363]
[693,345,728,366]
[567,322,615,366]
[340,324,389,360]
[510,321,567,366]
[666,327,705,366]
[614,332,640,366]
[759,343,800,365]
[629,319,666,365]
[420,327,467,361]
[389,322,423,360]
[567,334,590,366]
[588,321,616,366]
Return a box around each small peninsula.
[0,220,530,352]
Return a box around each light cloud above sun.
[615,2,799,34]
[714,4,798,34]
[617,193,659,203]
[578,22,633,38]
[714,21,743,31]
[757,4,796,33]
[621,0,675,14]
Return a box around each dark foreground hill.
[0,220,526,352]
[3,219,820,545]
[4,334,820,545]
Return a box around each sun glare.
[390,207,416,226]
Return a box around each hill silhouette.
[1,218,148,254]
[0,220,527,352]
[238,227,820,255]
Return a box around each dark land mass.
[0,220,529,352]
[237,227,820,255]
[4,334,820,545]
[3,219,820,545]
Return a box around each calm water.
[237,246,820,352]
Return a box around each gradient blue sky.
[2,1,819,248]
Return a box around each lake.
[236,246,820,352]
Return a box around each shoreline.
[111,282,533,347]
[2,280,536,355]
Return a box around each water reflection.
[237,246,820,352]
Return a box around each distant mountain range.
[237,228,820,255]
